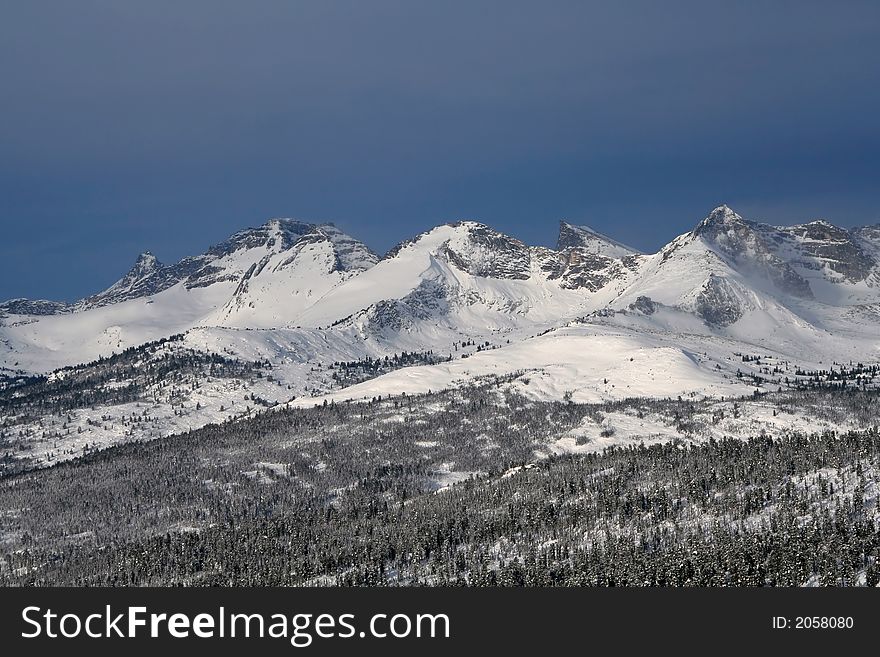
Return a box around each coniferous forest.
[1,382,878,587]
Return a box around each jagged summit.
[205,218,314,257]
[267,217,312,228]
[708,203,738,218]
[557,221,639,257]
[691,205,751,236]
[130,251,162,276]
[79,250,175,309]
[312,223,379,273]
[382,220,532,280]
[4,206,880,376]
[442,222,531,280]
[72,220,377,311]
[4,208,877,316]
[446,219,491,230]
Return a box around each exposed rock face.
[692,205,813,299]
[536,223,643,292]
[384,220,641,292]
[539,249,625,292]
[0,299,71,316]
[628,296,657,315]
[366,279,451,334]
[185,220,376,291]
[82,251,183,307]
[557,221,638,257]
[690,206,880,299]
[320,224,379,273]
[203,219,314,258]
[780,221,875,283]
[4,208,880,358]
[440,222,532,280]
[855,224,880,247]
[62,220,380,308]
[694,275,745,327]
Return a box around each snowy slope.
[0,282,229,372]
[0,219,377,372]
[3,204,880,398]
[203,223,377,328]
[5,205,880,469]
[294,221,637,342]
[289,324,753,407]
[602,206,880,359]
[557,221,640,257]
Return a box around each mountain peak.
[690,205,753,239]
[557,221,638,257]
[442,222,531,279]
[314,223,379,273]
[445,219,493,232]
[131,251,161,276]
[701,204,742,225]
[786,219,850,240]
[264,217,314,233]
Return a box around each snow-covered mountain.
[5,204,880,468]
[0,219,377,371]
[80,219,379,314]
[556,220,639,257]
[2,205,880,395]
[293,220,634,339]
[604,206,880,354]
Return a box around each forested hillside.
[2,385,877,586]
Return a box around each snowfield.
[289,325,752,407]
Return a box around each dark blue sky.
[2,1,879,302]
